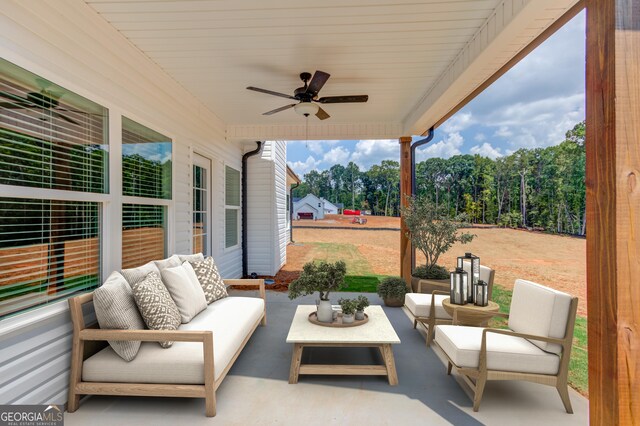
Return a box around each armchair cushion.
[435,325,560,375]
[405,293,451,319]
[508,279,572,354]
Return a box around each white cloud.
[323,146,350,164]
[350,139,398,169]
[287,155,321,175]
[474,133,486,142]
[470,142,503,159]
[415,132,464,161]
[494,126,513,138]
[441,112,474,133]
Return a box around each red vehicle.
[343,209,361,215]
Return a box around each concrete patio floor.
[65,291,588,425]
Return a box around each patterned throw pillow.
[190,256,227,304]
[131,272,181,348]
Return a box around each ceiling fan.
[246,71,368,120]
[0,85,82,125]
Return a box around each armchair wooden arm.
[418,278,448,294]
[79,328,213,343]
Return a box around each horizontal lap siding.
[273,141,288,272]
[247,143,275,275]
[0,0,241,405]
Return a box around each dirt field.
[282,215,587,316]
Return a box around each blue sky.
[287,12,585,175]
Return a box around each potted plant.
[288,260,347,323]
[338,298,358,324]
[355,295,369,320]
[377,276,409,307]
[401,196,475,293]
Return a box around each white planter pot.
[355,310,365,320]
[342,313,355,324]
[316,299,334,323]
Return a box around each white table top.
[286,305,401,344]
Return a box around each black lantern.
[474,280,489,307]
[457,252,480,303]
[449,268,468,305]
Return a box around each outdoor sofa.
[66,254,266,417]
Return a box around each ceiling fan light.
[294,102,319,117]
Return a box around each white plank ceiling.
[83,0,577,134]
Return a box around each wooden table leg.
[380,344,399,386]
[289,343,304,384]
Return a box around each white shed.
[293,194,325,220]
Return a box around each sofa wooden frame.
[435,296,578,413]
[406,268,495,347]
[66,279,266,417]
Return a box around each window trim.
[192,153,212,256]
[223,164,241,251]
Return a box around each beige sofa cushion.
[121,261,161,286]
[435,325,560,375]
[508,279,572,354]
[93,271,145,361]
[161,263,207,323]
[178,253,205,263]
[404,293,451,319]
[82,297,265,383]
[154,254,182,272]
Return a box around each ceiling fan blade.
[50,109,80,125]
[247,86,296,100]
[317,95,368,104]
[263,104,296,116]
[315,107,330,120]
[306,71,330,95]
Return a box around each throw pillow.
[121,261,161,287]
[178,253,205,263]
[131,272,181,348]
[154,254,182,272]
[190,256,227,304]
[93,271,145,361]
[161,263,207,323]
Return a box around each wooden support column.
[586,1,640,424]
[399,136,412,288]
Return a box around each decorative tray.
[308,311,369,327]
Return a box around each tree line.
[292,121,586,235]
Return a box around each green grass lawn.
[335,278,589,396]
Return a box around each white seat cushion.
[508,279,572,354]
[435,325,560,375]
[83,297,264,383]
[405,293,451,319]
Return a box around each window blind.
[225,166,240,206]
[122,117,172,199]
[225,209,238,248]
[122,204,166,269]
[0,59,108,193]
[0,198,100,318]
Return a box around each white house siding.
[246,141,288,276]
[0,1,243,405]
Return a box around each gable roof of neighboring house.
[320,198,340,211]
[295,193,323,207]
[294,202,320,214]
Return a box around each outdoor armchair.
[434,279,578,413]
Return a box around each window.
[121,118,171,267]
[122,204,166,269]
[0,59,107,318]
[122,117,171,199]
[193,155,210,255]
[224,166,240,248]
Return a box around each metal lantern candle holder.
[474,280,489,307]
[457,252,480,303]
[449,268,468,305]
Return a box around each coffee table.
[441,297,500,326]
[286,305,401,385]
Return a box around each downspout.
[290,182,300,243]
[242,141,263,278]
[408,127,435,271]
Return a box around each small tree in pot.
[288,260,347,323]
[401,196,475,292]
[377,276,409,307]
[355,295,370,320]
[338,298,358,324]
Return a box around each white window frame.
[224,165,241,251]
[192,153,212,256]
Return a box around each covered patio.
[0,0,638,425]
